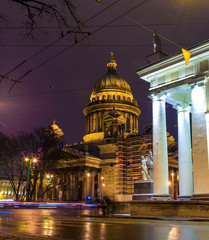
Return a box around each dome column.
[91,114,93,133]
[86,117,89,134]
[130,114,133,132]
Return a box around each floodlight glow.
[160,95,166,101]
[177,105,183,112]
[192,85,205,113]
[153,95,158,101]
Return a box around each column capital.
[174,104,191,113]
[190,81,206,90]
[149,92,170,102]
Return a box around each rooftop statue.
[51,119,64,138]
[153,32,161,53]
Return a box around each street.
[0,209,209,240]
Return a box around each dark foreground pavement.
[1,209,209,240]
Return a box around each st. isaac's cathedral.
[0,53,178,202]
[48,53,178,202]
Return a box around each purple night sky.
[0,0,209,144]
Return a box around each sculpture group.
[140,151,153,180]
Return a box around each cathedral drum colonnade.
[137,40,209,200]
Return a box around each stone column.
[94,113,97,132]
[136,116,138,132]
[88,115,91,134]
[86,172,90,197]
[129,113,131,130]
[86,116,89,134]
[91,172,95,200]
[130,114,133,131]
[98,173,102,198]
[101,112,104,131]
[191,83,209,199]
[82,172,87,200]
[177,105,193,199]
[66,176,70,201]
[95,113,98,132]
[152,94,170,199]
[91,114,93,133]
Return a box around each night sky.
[0,0,209,144]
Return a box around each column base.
[191,193,209,201]
[151,194,171,201]
[133,194,153,201]
[178,195,192,201]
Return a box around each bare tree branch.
[4,0,85,36]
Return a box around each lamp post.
[101,177,104,198]
[25,157,31,201]
[25,157,37,201]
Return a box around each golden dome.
[92,53,132,94]
[92,73,132,94]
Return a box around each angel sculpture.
[147,151,153,179]
[140,156,150,180]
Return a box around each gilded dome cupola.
[83,53,141,143]
[92,52,132,95]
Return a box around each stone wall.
[130,200,209,218]
[101,165,116,201]
[108,202,130,214]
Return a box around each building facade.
[137,39,209,200]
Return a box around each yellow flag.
[182,48,191,66]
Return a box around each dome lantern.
[107,52,117,73]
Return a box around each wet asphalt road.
[0,209,209,240]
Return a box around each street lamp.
[46,174,54,184]
[25,156,37,201]
[101,177,104,198]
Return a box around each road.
[0,209,209,240]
